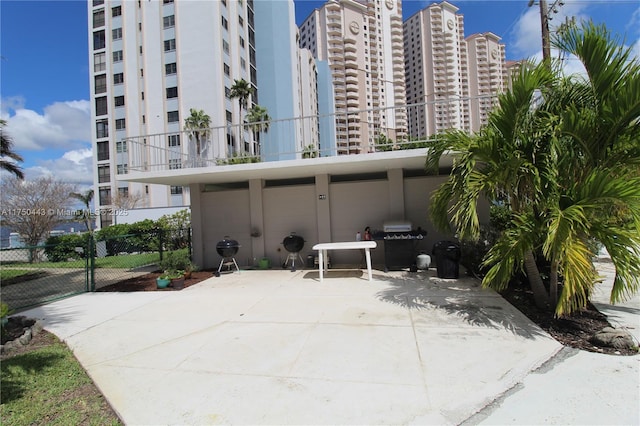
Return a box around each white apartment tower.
[403,1,506,138]
[88,0,257,228]
[299,0,407,154]
[403,1,468,138]
[465,32,506,130]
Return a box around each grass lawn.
[0,332,121,425]
[0,269,38,281]
[3,252,161,270]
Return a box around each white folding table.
[312,241,377,282]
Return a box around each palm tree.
[183,108,211,159]
[426,22,640,316]
[245,105,271,156]
[0,119,24,179]
[70,189,95,233]
[229,79,254,153]
[245,105,271,134]
[229,78,254,115]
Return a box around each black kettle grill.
[215,236,240,275]
[282,232,305,271]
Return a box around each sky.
[1,0,639,189]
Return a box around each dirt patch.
[95,270,214,292]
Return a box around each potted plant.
[156,274,171,289]
[161,251,196,280]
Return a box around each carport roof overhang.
[122,149,454,186]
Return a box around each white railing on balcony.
[123,98,497,174]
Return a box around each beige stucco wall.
[193,170,487,270]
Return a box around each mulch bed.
[501,283,638,356]
[95,270,214,292]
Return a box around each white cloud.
[25,148,94,186]
[509,1,588,60]
[1,99,91,151]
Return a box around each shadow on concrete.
[375,271,548,339]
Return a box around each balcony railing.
[123,99,498,175]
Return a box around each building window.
[112,28,122,40]
[164,39,176,52]
[223,63,230,76]
[167,111,179,122]
[97,141,109,160]
[239,36,245,48]
[117,164,128,174]
[94,52,106,71]
[98,165,110,183]
[169,159,181,170]
[115,118,126,130]
[240,57,246,70]
[165,62,177,75]
[95,96,108,115]
[94,74,107,94]
[99,188,111,206]
[114,96,125,107]
[166,87,178,99]
[113,72,124,84]
[113,50,123,62]
[223,40,229,54]
[111,6,121,17]
[96,119,109,139]
[93,10,105,28]
[163,0,174,3]
[221,16,228,30]
[118,187,129,198]
[170,186,183,195]
[163,15,175,28]
[93,30,106,49]
[116,141,127,153]
[225,87,231,98]
[226,110,232,123]
[93,0,104,5]
[238,15,244,27]
[168,134,180,146]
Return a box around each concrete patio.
[21,268,569,424]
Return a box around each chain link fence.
[0,228,191,312]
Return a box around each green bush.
[44,234,89,262]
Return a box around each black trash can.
[432,241,461,279]
[307,254,315,268]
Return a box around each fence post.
[89,235,96,291]
[187,227,192,259]
[85,237,90,292]
[158,228,164,261]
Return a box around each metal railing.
[124,97,497,174]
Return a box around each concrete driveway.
[21,268,566,425]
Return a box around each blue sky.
[1,0,638,188]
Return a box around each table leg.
[365,248,373,281]
[318,250,324,282]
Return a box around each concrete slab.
[22,268,564,425]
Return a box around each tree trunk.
[549,257,559,313]
[524,250,551,310]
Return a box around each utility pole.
[529,0,551,66]
[539,0,551,65]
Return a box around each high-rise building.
[88,0,318,228]
[403,1,506,138]
[403,1,468,138]
[299,0,407,154]
[465,32,506,130]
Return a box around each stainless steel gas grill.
[373,221,427,271]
